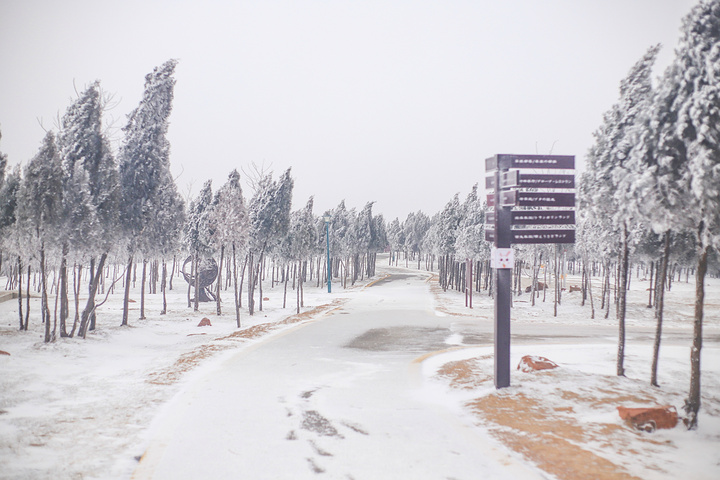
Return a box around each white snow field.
[0,254,718,479]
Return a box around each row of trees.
[0,1,717,430]
[0,59,391,339]
[580,0,720,429]
[0,60,184,343]
[379,0,720,430]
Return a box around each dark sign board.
[512,229,575,244]
[517,174,575,189]
[512,210,575,225]
[486,211,495,224]
[486,154,575,171]
[485,156,498,172]
[501,190,517,207]
[500,170,519,189]
[516,192,575,207]
[487,194,495,207]
[485,228,495,242]
[485,175,495,190]
[489,172,575,190]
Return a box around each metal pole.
[494,167,512,389]
[325,220,331,293]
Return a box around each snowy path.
[132,272,545,479]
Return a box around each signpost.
[485,154,576,389]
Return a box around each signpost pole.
[494,168,512,389]
[486,153,576,390]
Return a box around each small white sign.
[491,248,514,269]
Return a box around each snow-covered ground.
[423,263,720,480]
[0,255,718,479]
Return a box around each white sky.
[0,0,698,221]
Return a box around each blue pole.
[325,220,331,293]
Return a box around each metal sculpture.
[182,256,218,302]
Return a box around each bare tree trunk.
[121,255,133,326]
[684,238,709,430]
[581,260,587,307]
[70,264,81,337]
[239,253,247,310]
[17,256,24,330]
[216,245,224,315]
[161,260,168,315]
[296,261,301,314]
[186,256,193,308]
[24,264,31,331]
[647,260,655,308]
[140,258,148,320]
[247,252,255,316]
[467,259,473,308]
[193,253,200,312]
[283,264,289,309]
[617,224,630,377]
[651,231,670,387]
[531,253,538,307]
[301,261,306,307]
[59,243,69,337]
[40,243,51,343]
[169,255,176,291]
[604,265,612,320]
[543,259,548,303]
[588,264,595,320]
[79,253,108,338]
[232,244,241,327]
[258,252,264,312]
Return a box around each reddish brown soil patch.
[436,356,492,389]
[437,359,667,480]
[467,393,641,480]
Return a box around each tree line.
[0,59,389,341]
[383,1,720,431]
[1,1,718,430]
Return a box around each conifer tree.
[386,218,404,266]
[17,132,63,342]
[118,59,179,326]
[283,197,317,313]
[630,0,720,428]
[247,169,293,314]
[581,44,660,376]
[184,180,215,311]
[455,184,488,262]
[434,194,461,290]
[57,81,120,337]
[209,169,248,324]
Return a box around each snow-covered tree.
[17,132,63,342]
[282,197,317,312]
[370,213,388,276]
[184,180,215,312]
[0,166,19,238]
[118,59,179,326]
[628,0,720,429]
[455,184,488,262]
[209,169,248,324]
[580,44,660,377]
[403,211,430,269]
[434,194,462,290]
[56,81,120,337]
[386,218,403,265]
[247,169,293,314]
